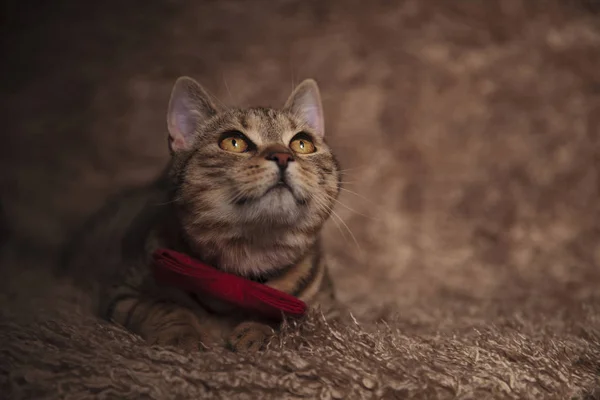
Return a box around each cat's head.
[165,76,340,273]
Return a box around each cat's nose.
[265,152,295,169]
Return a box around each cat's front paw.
[144,309,208,352]
[227,321,275,352]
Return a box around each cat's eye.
[219,135,249,153]
[289,135,316,154]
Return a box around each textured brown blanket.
[1,1,600,398]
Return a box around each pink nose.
[265,152,294,168]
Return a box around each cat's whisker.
[337,187,398,221]
[338,167,365,172]
[230,189,252,204]
[289,57,296,92]
[338,187,382,208]
[317,201,347,242]
[309,193,362,254]
[324,195,381,221]
[227,187,247,204]
[328,211,350,243]
[329,208,362,254]
[222,74,235,105]
[337,166,370,174]
[309,194,349,244]
[153,194,184,206]
[153,199,178,206]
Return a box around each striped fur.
[63,77,341,352]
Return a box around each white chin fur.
[241,188,300,224]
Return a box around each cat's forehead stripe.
[234,108,297,145]
[238,113,249,130]
[286,114,297,132]
[255,108,279,142]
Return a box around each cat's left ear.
[167,76,220,153]
[284,79,325,137]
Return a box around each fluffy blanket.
[1,0,599,398]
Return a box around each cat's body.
[62,77,341,352]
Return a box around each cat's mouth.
[234,178,306,206]
[266,178,291,193]
[262,179,299,202]
[265,181,308,206]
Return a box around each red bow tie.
[152,248,307,321]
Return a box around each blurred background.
[1,0,599,328]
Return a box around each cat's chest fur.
[147,210,313,278]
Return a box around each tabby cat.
[63,77,341,352]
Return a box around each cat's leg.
[104,284,209,351]
[310,266,344,321]
[227,321,275,352]
[226,265,339,352]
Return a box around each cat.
[61,76,341,352]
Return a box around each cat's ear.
[284,79,325,137]
[167,76,220,152]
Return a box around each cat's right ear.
[167,76,219,153]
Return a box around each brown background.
[1,1,600,398]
